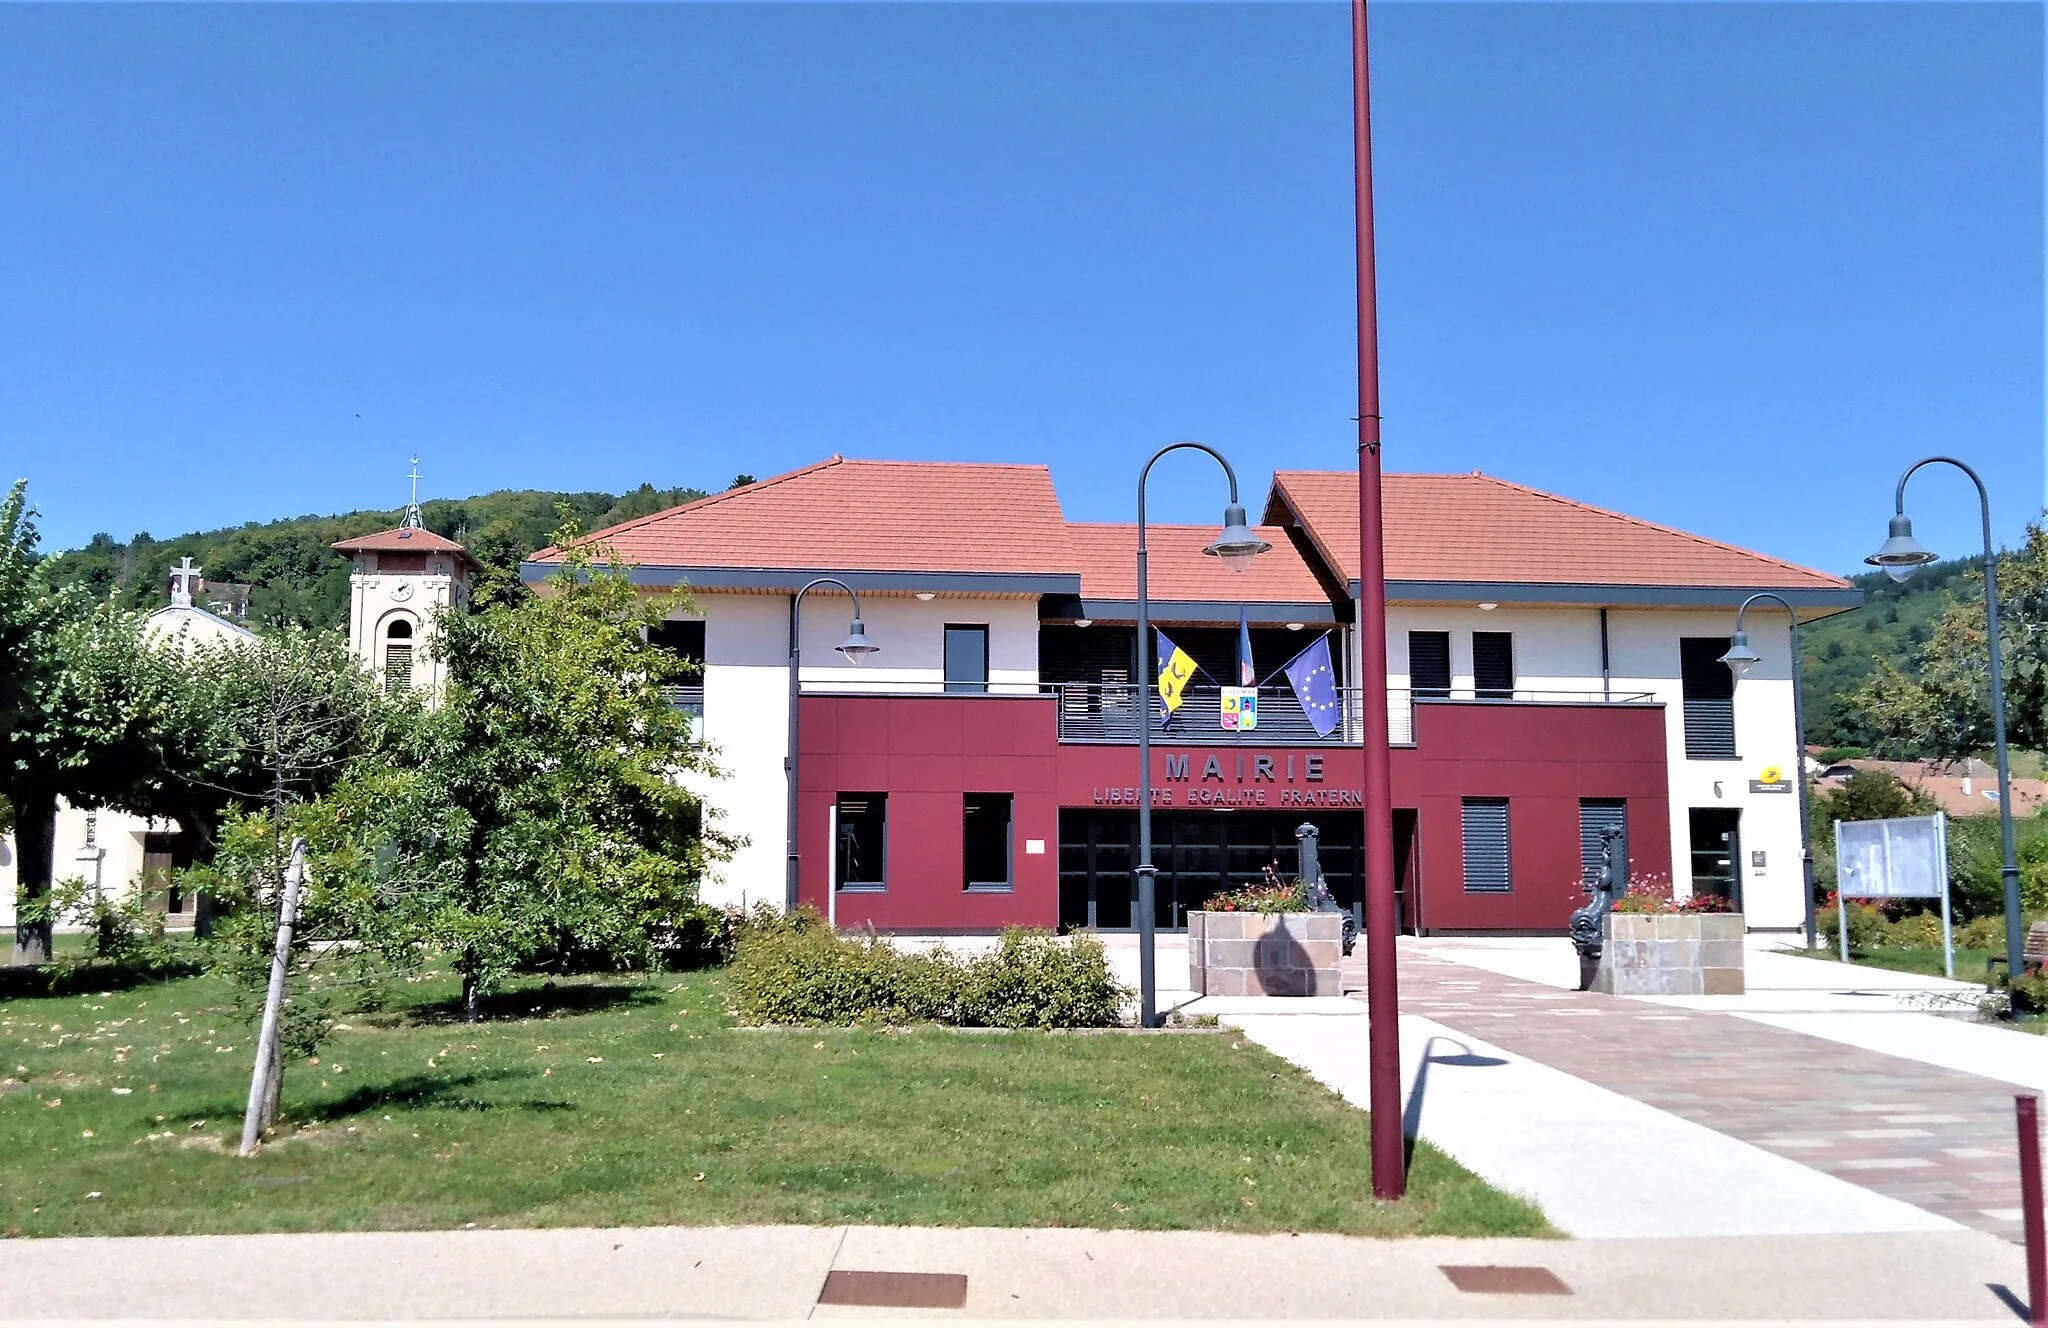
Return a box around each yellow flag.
[1156,629,1196,725]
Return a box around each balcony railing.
[663,685,705,743]
[773,677,1656,747]
[1053,683,1656,746]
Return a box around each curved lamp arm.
[1894,456,1994,561]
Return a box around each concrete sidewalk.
[0,1222,2026,1320]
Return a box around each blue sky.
[1,2,2039,576]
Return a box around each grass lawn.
[0,963,1549,1240]
[1784,944,1995,982]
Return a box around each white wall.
[680,590,1044,910]
[1379,603,1808,930]
[1608,610,1807,930]
[0,801,168,931]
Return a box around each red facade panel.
[797,695,1064,930]
[798,694,1670,934]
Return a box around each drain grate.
[817,1270,969,1308]
[1440,1265,1572,1295]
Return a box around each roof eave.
[1353,579,1864,615]
[520,562,1082,597]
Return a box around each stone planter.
[1186,911,1344,997]
[1593,912,1745,996]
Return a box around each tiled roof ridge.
[533,456,1068,563]
[533,458,849,560]
[1274,469,1849,587]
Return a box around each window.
[384,618,414,694]
[1579,799,1628,888]
[1461,798,1511,893]
[1473,631,1514,700]
[835,794,888,890]
[1679,637,1737,759]
[1409,631,1451,699]
[648,619,706,667]
[945,624,989,693]
[963,793,1013,891]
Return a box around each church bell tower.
[330,459,476,701]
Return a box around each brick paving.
[1350,948,2030,1243]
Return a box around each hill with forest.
[41,475,754,630]
[1799,557,1979,752]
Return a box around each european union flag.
[1282,633,1341,738]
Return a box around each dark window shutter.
[1461,798,1512,893]
[1679,637,1737,758]
[1578,799,1628,886]
[1473,632,1514,699]
[1410,631,1451,698]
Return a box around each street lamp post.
[1864,456,2024,992]
[785,578,879,913]
[1134,442,1270,1028]
[1349,0,1405,1200]
[1719,594,1818,949]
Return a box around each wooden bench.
[1988,919,2048,981]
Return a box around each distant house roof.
[526,456,1081,595]
[1061,523,1336,621]
[1817,757,2048,819]
[1265,471,1858,610]
[332,526,480,572]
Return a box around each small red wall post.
[2020,1094,2046,1327]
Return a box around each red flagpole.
[1351,0,1405,1200]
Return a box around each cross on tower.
[403,456,424,530]
[168,556,202,608]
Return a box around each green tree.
[359,515,732,1018]
[1,482,195,962]
[1855,525,2048,762]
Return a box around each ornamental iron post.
[1721,593,1819,949]
[1134,443,1269,1028]
[1864,457,2023,994]
[784,578,878,914]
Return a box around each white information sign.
[1832,813,1953,975]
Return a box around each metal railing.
[663,685,705,743]
[1054,683,1367,746]
[762,677,1658,747]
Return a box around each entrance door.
[1057,809,1363,930]
[1687,808,1742,909]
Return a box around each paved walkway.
[0,1223,2026,1320]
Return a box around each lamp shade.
[836,617,879,661]
[1866,514,1936,583]
[1203,503,1272,573]
[1718,630,1762,678]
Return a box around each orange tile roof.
[1267,471,1851,591]
[332,526,472,555]
[332,526,480,571]
[1065,523,1330,604]
[530,457,1075,576]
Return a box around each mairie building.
[525,456,1860,936]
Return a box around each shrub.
[1609,877,1733,914]
[1885,912,1944,949]
[1817,896,1890,953]
[1959,915,2006,952]
[727,909,1128,1027]
[2010,971,2048,1016]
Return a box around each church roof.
[332,526,480,570]
[145,602,260,647]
